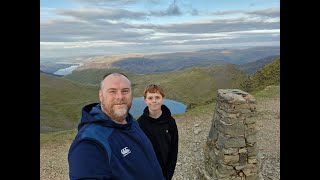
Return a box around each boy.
[137,84,179,180]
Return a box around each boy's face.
[144,92,165,111]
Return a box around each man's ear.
[99,90,103,102]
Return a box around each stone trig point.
[198,89,261,180]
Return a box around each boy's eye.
[148,97,153,100]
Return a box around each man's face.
[144,92,165,112]
[99,75,133,123]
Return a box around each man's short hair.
[143,84,165,98]
[102,72,128,80]
[100,72,130,89]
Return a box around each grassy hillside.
[130,64,246,107]
[65,64,247,106]
[40,84,280,146]
[65,68,129,85]
[240,58,280,94]
[44,60,282,132]
[40,73,99,132]
[238,55,280,75]
[254,85,280,99]
[40,64,246,132]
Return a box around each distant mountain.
[238,55,280,75]
[65,68,129,85]
[40,62,79,74]
[240,58,280,93]
[40,70,63,77]
[76,46,279,74]
[64,64,247,106]
[110,46,279,74]
[145,46,280,64]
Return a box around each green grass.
[64,68,129,85]
[181,102,215,117]
[40,129,77,146]
[253,85,280,99]
[41,73,99,132]
[64,64,247,107]
[240,58,280,94]
[40,85,279,146]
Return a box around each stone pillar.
[199,89,260,180]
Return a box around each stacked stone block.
[199,89,260,180]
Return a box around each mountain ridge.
[72,46,279,73]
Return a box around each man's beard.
[112,104,129,118]
[102,101,132,123]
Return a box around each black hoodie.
[137,105,179,180]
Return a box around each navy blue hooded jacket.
[68,103,165,180]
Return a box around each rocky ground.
[40,96,280,180]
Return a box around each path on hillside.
[40,96,280,180]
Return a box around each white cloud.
[41,40,145,49]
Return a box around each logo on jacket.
[121,147,131,157]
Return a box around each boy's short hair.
[143,84,165,98]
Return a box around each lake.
[53,64,82,76]
[129,97,187,117]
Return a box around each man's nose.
[115,91,124,100]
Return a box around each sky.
[40,0,280,61]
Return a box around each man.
[68,73,165,180]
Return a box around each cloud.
[212,10,246,16]
[190,8,199,16]
[57,8,147,21]
[40,18,150,42]
[70,0,141,6]
[40,1,280,59]
[212,8,280,18]
[133,17,279,34]
[41,13,279,49]
[247,8,280,18]
[150,0,182,16]
[250,2,256,7]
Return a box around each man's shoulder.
[72,123,114,159]
[79,123,114,141]
[131,118,141,128]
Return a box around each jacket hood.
[141,104,172,124]
[78,103,134,131]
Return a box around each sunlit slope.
[240,58,280,93]
[40,73,99,132]
[65,64,247,107]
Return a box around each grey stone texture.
[199,89,261,180]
